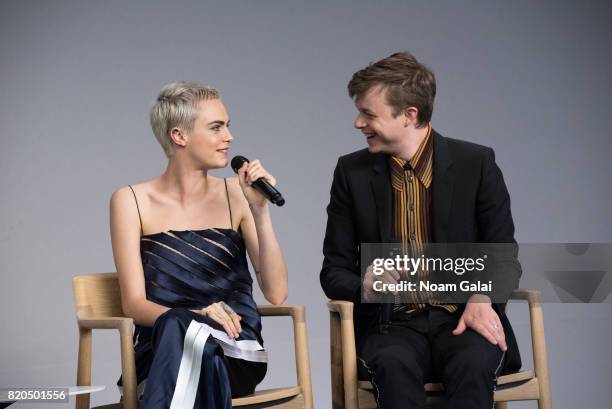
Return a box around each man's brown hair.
[348,52,436,128]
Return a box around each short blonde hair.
[150,81,220,157]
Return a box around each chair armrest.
[78,317,134,336]
[510,288,542,306]
[327,300,354,320]
[257,304,305,323]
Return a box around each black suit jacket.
[320,129,522,374]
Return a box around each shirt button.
[409,203,414,211]
[410,233,416,240]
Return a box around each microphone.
[231,156,285,206]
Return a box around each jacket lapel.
[370,153,393,243]
[432,131,454,243]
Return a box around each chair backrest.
[73,272,125,320]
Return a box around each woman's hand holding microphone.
[237,159,277,208]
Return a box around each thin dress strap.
[128,185,144,236]
[224,178,233,230]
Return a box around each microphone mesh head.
[231,155,249,173]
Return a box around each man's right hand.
[362,263,400,302]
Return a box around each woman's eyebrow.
[207,119,228,126]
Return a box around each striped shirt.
[389,124,458,314]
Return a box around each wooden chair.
[73,272,313,409]
[328,288,552,409]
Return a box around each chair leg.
[76,328,92,409]
[531,303,552,409]
[538,394,552,409]
[330,311,344,409]
[119,334,138,409]
[294,319,313,409]
[329,303,359,409]
[340,318,358,409]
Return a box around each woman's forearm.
[124,298,170,327]
[251,204,288,304]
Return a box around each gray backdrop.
[1,1,611,408]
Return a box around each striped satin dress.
[118,182,267,409]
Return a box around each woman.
[110,81,288,408]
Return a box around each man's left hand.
[452,294,507,351]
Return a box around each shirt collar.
[389,124,433,190]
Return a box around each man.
[320,52,521,409]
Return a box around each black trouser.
[357,307,505,409]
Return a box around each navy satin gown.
[118,227,267,409]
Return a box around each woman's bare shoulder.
[110,179,158,209]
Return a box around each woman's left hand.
[237,159,277,208]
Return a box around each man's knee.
[364,345,425,380]
[445,345,504,382]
